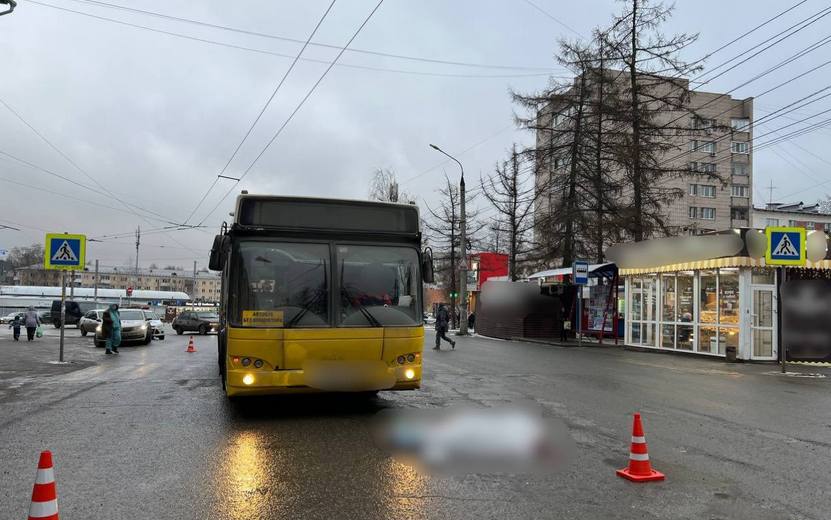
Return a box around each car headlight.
[96,325,102,333]
[140,323,147,330]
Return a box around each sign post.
[573,261,589,346]
[764,226,806,373]
[44,233,86,362]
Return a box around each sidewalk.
[509,336,620,348]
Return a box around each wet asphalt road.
[1,328,830,519]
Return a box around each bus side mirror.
[422,248,435,284]
[209,235,227,271]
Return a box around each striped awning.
[620,256,831,275]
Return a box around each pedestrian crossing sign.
[44,233,86,270]
[765,226,805,266]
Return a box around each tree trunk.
[629,0,644,242]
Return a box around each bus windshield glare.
[231,241,421,327]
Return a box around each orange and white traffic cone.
[616,413,665,482]
[186,336,196,353]
[28,450,59,520]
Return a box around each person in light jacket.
[102,304,121,354]
[23,307,40,341]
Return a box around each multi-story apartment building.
[13,265,221,302]
[535,73,753,259]
[752,201,831,233]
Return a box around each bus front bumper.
[226,362,422,396]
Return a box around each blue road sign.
[44,233,86,270]
[573,260,589,285]
[765,227,805,266]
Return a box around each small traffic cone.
[186,336,196,353]
[28,450,59,520]
[616,413,665,482]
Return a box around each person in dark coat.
[23,307,40,341]
[8,315,21,341]
[560,303,570,342]
[467,312,476,332]
[433,304,455,350]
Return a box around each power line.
[0,94,201,254]
[692,4,831,86]
[0,148,177,224]
[29,1,561,79]
[69,0,559,72]
[182,0,338,225]
[196,0,387,227]
[520,0,582,38]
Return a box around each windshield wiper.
[341,287,381,327]
[285,306,310,328]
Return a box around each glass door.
[751,287,776,360]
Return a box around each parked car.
[143,310,165,340]
[172,310,220,335]
[78,309,108,336]
[51,300,98,328]
[1,311,24,324]
[94,308,153,347]
[423,312,436,325]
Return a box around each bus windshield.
[338,244,420,326]
[232,241,330,327]
[230,241,421,327]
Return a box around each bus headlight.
[242,374,254,385]
[253,359,263,368]
[397,355,405,364]
[241,357,251,367]
[404,369,415,380]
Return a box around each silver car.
[78,309,108,337]
[94,308,153,347]
[142,310,165,340]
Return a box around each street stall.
[527,263,622,342]
[607,228,831,362]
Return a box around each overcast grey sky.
[1,0,829,268]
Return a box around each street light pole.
[429,144,468,336]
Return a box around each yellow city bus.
[208,194,434,398]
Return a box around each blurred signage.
[126,287,133,297]
[782,278,831,361]
[0,248,8,261]
[573,261,589,285]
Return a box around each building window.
[731,207,748,220]
[689,184,716,198]
[692,117,716,130]
[732,163,748,176]
[691,207,716,220]
[731,141,750,154]
[731,118,750,131]
[690,140,716,154]
[765,218,779,227]
[689,162,716,173]
[731,185,749,197]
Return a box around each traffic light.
[449,291,458,299]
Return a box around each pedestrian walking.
[433,304,455,350]
[467,312,476,332]
[560,303,570,342]
[23,306,40,341]
[8,315,21,341]
[102,303,121,354]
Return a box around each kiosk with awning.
[606,228,831,362]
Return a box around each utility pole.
[767,180,776,206]
[93,259,99,307]
[192,260,197,310]
[429,143,468,335]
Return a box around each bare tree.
[480,145,538,280]
[368,168,413,204]
[6,243,44,269]
[604,0,712,241]
[424,174,485,328]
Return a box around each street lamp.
[429,143,468,336]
